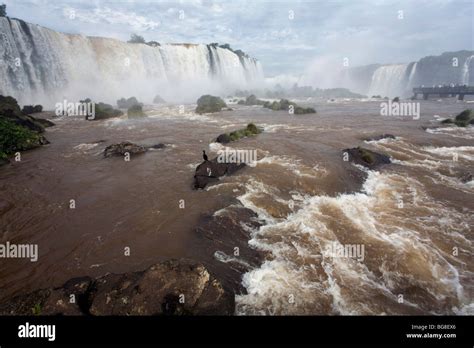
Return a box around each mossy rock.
[0,95,45,132]
[263,98,316,114]
[454,109,473,122]
[219,123,261,143]
[0,118,47,163]
[195,95,227,114]
[92,102,123,121]
[441,118,453,124]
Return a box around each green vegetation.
[392,97,400,103]
[263,99,316,114]
[216,123,262,143]
[32,303,41,315]
[195,95,227,114]
[441,109,474,127]
[117,97,142,109]
[0,118,44,161]
[0,4,6,17]
[127,104,146,118]
[237,94,266,106]
[93,102,123,120]
[128,34,146,44]
[0,95,49,164]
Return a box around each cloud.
[62,6,160,31]
[4,0,473,77]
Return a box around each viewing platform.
[412,85,474,100]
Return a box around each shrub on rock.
[195,95,227,114]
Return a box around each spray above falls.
[0,17,264,106]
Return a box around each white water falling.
[0,17,264,106]
[462,55,474,85]
[407,62,417,88]
[367,64,410,98]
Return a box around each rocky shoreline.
[0,259,234,315]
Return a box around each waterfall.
[367,64,410,98]
[0,17,264,106]
[407,62,417,88]
[462,55,474,85]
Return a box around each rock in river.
[194,158,246,189]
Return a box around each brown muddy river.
[0,98,473,315]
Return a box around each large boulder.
[194,158,246,189]
[0,260,234,315]
[343,147,391,169]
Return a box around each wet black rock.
[34,118,55,128]
[195,205,264,293]
[21,105,43,114]
[103,141,147,158]
[148,143,166,149]
[343,147,391,169]
[216,133,231,144]
[0,260,234,315]
[194,158,246,189]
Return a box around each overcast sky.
[3,0,474,77]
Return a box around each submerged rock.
[104,141,147,158]
[343,147,391,169]
[459,172,473,183]
[0,260,234,315]
[148,143,166,150]
[194,158,246,189]
[364,134,396,142]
